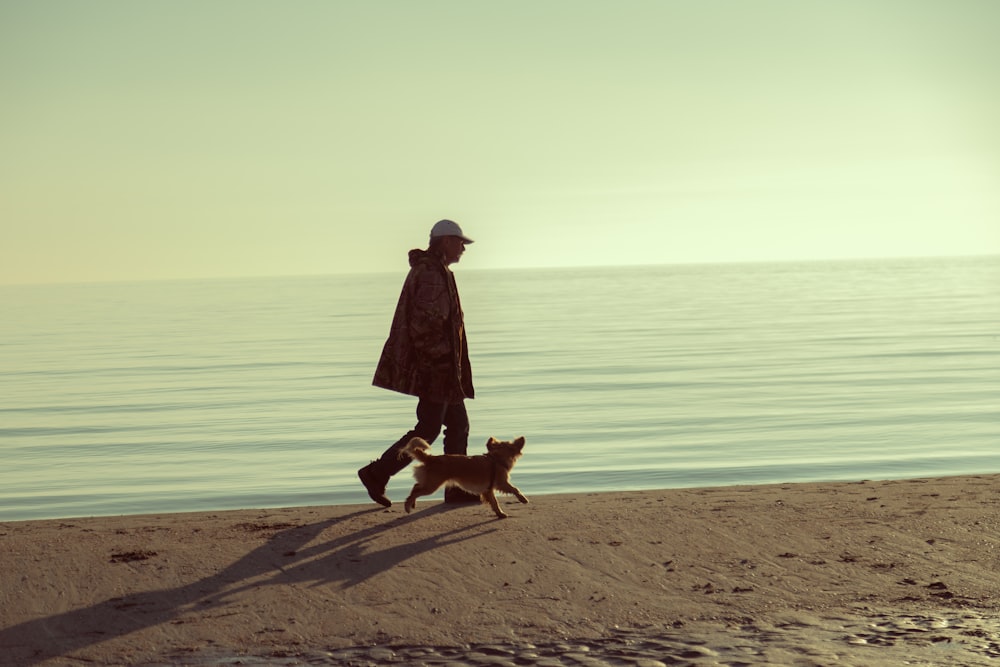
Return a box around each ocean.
[2,256,998,522]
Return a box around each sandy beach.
[3,474,1000,666]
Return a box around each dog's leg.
[404,483,433,513]
[405,478,448,513]
[496,481,529,504]
[404,485,419,513]
[483,489,508,519]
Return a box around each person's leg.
[441,400,470,455]
[358,398,447,507]
[441,400,479,503]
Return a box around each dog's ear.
[486,436,498,446]
[513,436,525,449]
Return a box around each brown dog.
[399,436,528,518]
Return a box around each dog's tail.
[399,437,432,463]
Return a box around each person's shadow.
[1,506,496,665]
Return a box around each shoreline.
[6,467,992,526]
[3,474,1000,665]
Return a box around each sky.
[2,0,998,285]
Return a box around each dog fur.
[399,436,528,518]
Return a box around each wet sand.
[2,475,1000,666]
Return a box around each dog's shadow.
[2,505,497,665]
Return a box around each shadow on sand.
[2,505,496,665]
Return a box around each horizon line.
[2,252,997,289]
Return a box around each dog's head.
[485,436,525,460]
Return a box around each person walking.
[358,219,479,507]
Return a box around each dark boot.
[444,486,482,504]
[358,461,392,507]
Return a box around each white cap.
[429,219,474,244]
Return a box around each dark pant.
[374,398,469,478]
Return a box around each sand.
[2,474,1000,666]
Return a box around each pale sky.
[2,1,998,285]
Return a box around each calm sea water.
[1,257,998,522]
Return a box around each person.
[358,219,480,507]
